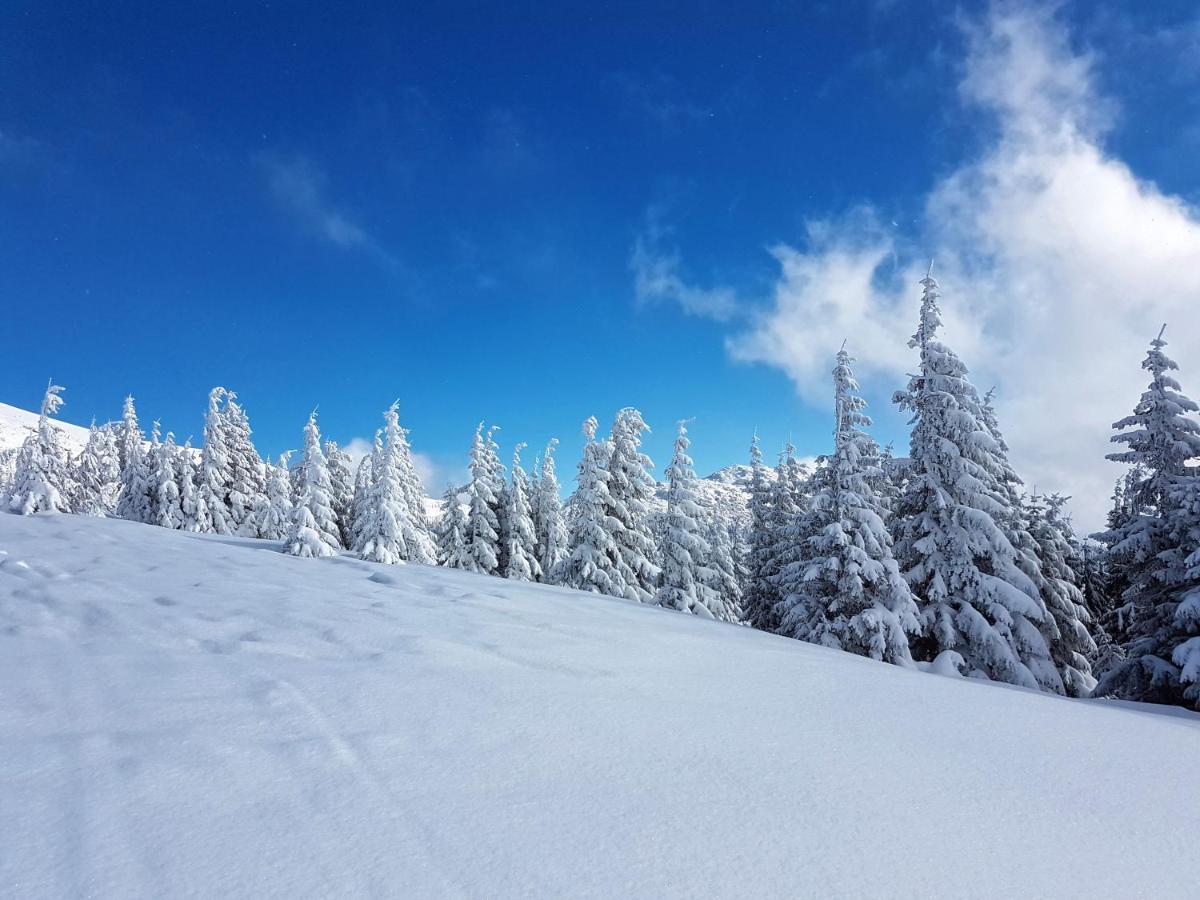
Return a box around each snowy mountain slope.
[0,402,91,453]
[2,513,1197,899]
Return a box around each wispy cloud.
[630,205,741,322]
[259,154,396,264]
[641,4,1200,530]
[610,72,717,132]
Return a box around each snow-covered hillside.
[2,514,1196,898]
[0,402,90,454]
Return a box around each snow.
[0,402,91,454]
[2,513,1198,898]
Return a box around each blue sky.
[3,1,1200,516]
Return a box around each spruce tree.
[8,380,74,515]
[348,449,375,553]
[606,408,661,602]
[1026,493,1098,696]
[223,392,266,535]
[555,416,625,595]
[775,348,919,665]
[463,423,503,575]
[252,453,294,540]
[115,395,154,524]
[705,520,744,622]
[325,440,356,548]
[892,271,1056,688]
[1094,328,1200,708]
[178,440,211,533]
[654,420,726,618]
[151,430,186,530]
[503,443,542,581]
[198,387,234,534]
[743,433,777,630]
[285,411,342,558]
[761,442,807,634]
[533,438,568,580]
[391,420,437,564]
[436,485,471,568]
[76,422,121,516]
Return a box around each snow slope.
[1,514,1197,899]
[0,402,90,454]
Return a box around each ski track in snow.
[1,513,1198,899]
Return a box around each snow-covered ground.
[0,402,90,454]
[2,514,1197,898]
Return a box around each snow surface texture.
[2,514,1197,899]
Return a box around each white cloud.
[260,155,395,263]
[631,206,740,321]
[663,4,1200,531]
[341,437,374,468]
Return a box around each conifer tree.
[462,423,503,575]
[285,411,342,558]
[775,348,919,665]
[152,429,186,530]
[743,433,777,630]
[76,422,121,516]
[252,453,294,540]
[178,440,211,533]
[705,520,744,622]
[760,442,807,633]
[1094,328,1200,708]
[1026,493,1098,696]
[348,449,375,552]
[115,395,154,524]
[391,421,437,564]
[892,271,1056,688]
[8,380,74,515]
[654,420,726,618]
[325,440,356,548]
[533,438,568,580]
[198,388,234,534]
[223,392,265,535]
[555,416,625,595]
[606,408,661,602]
[436,485,471,568]
[503,443,542,581]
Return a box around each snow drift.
[1,513,1196,898]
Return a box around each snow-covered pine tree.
[761,441,808,634]
[198,388,234,535]
[178,439,211,533]
[76,422,121,516]
[348,447,376,552]
[654,419,727,619]
[484,425,510,575]
[462,423,503,575]
[151,430,186,530]
[115,395,154,523]
[222,392,266,536]
[705,520,744,622]
[554,416,625,595]
[532,438,568,580]
[252,453,294,540]
[502,443,542,581]
[605,408,661,602]
[285,411,342,558]
[1025,493,1098,696]
[390,421,437,565]
[774,348,919,665]
[742,432,777,630]
[356,404,415,565]
[436,485,471,568]
[979,389,1088,695]
[323,440,354,548]
[1093,327,1200,708]
[8,380,74,515]
[892,270,1057,689]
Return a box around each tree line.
[3,271,1197,712]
